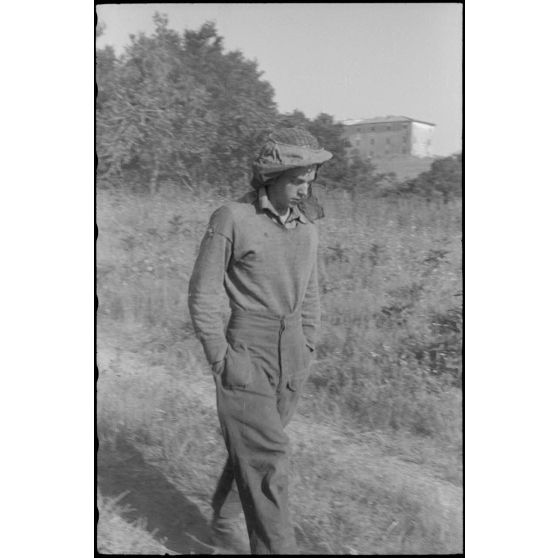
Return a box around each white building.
[342,115,435,160]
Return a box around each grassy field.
[96,184,463,554]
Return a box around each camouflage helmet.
[251,127,333,189]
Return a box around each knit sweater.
[188,191,321,366]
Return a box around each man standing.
[188,127,332,554]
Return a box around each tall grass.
[312,192,462,439]
[97,493,173,555]
[98,187,461,441]
[96,185,462,553]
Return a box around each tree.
[96,18,106,39]
[97,19,215,192]
[307,113,353,187]
[400,152,462,202]
[96,16,279,194]
[182,22,278,192]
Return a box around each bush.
[386,153,462,202]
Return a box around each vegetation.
[386,152,463,202]
[97,15,278,195]
[96,13,462,555]
[97,493,173,554]
[97,13,451,198]
[96,188,462,554]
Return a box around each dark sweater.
[188,191,321,365]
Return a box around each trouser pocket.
[222,342,254,389]
[286,341,313,392]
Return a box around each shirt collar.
[257,188,309,225]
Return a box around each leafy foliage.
[393,152,463,202]
[97,16,215,191]
[181,22,278,192]
[96,16,278,193]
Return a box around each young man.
[188,127,332,554]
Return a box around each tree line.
[96,14,461,200]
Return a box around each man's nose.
[297,183,310,198]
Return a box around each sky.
[96,3,462,156]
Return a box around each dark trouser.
[211,311,311,555]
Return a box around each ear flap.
[299,183,325,222]
[299,165,326,221]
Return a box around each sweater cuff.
[302,324,318,350]
[201,336,228,365]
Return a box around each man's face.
[269,166,317,213]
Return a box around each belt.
[228,309,302,331]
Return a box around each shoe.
[211,515,251,554]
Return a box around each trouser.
[211,310,312,554]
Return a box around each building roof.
[342,115,435,127]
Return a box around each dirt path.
[97,321,462,554]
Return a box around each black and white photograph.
[8,2,558,557]
[95,2,463,554]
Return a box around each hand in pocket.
[212,358,226,376]
[222,342,253,389]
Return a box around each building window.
[370,138,375,144]
[386,137,391,144]
[386,125,391,131]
